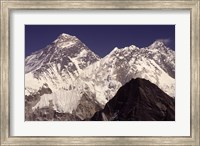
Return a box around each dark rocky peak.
[91,78,175,121]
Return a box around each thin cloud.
[156,38,171,45]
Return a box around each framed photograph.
[1,0,199,145]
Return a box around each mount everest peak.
[25,34,175,120]
[25,33,100,95]
[25,33,100,73]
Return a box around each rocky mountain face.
[25,33,100,95]
[25,33,175,121]
[91,78,175,121]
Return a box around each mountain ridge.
[25,33,175,120]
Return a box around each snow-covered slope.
[25,33,100,95]
[144,41,175,78]
[79,42,175,105]
[25,34,175,116]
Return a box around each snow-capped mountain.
[79,42,175,104]
[145,41,175,78]
[25,33,175,120]
[25,33,100,95]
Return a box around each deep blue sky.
[25,25,175,57]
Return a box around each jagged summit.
[148,40,172,51]
[55,33,79,43]
[112,44,139,51]
[52,33,82,50]
[150,40,165,47]
[107,40,171,59]
[59,33,74,38]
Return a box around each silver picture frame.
[0,0,199,145]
